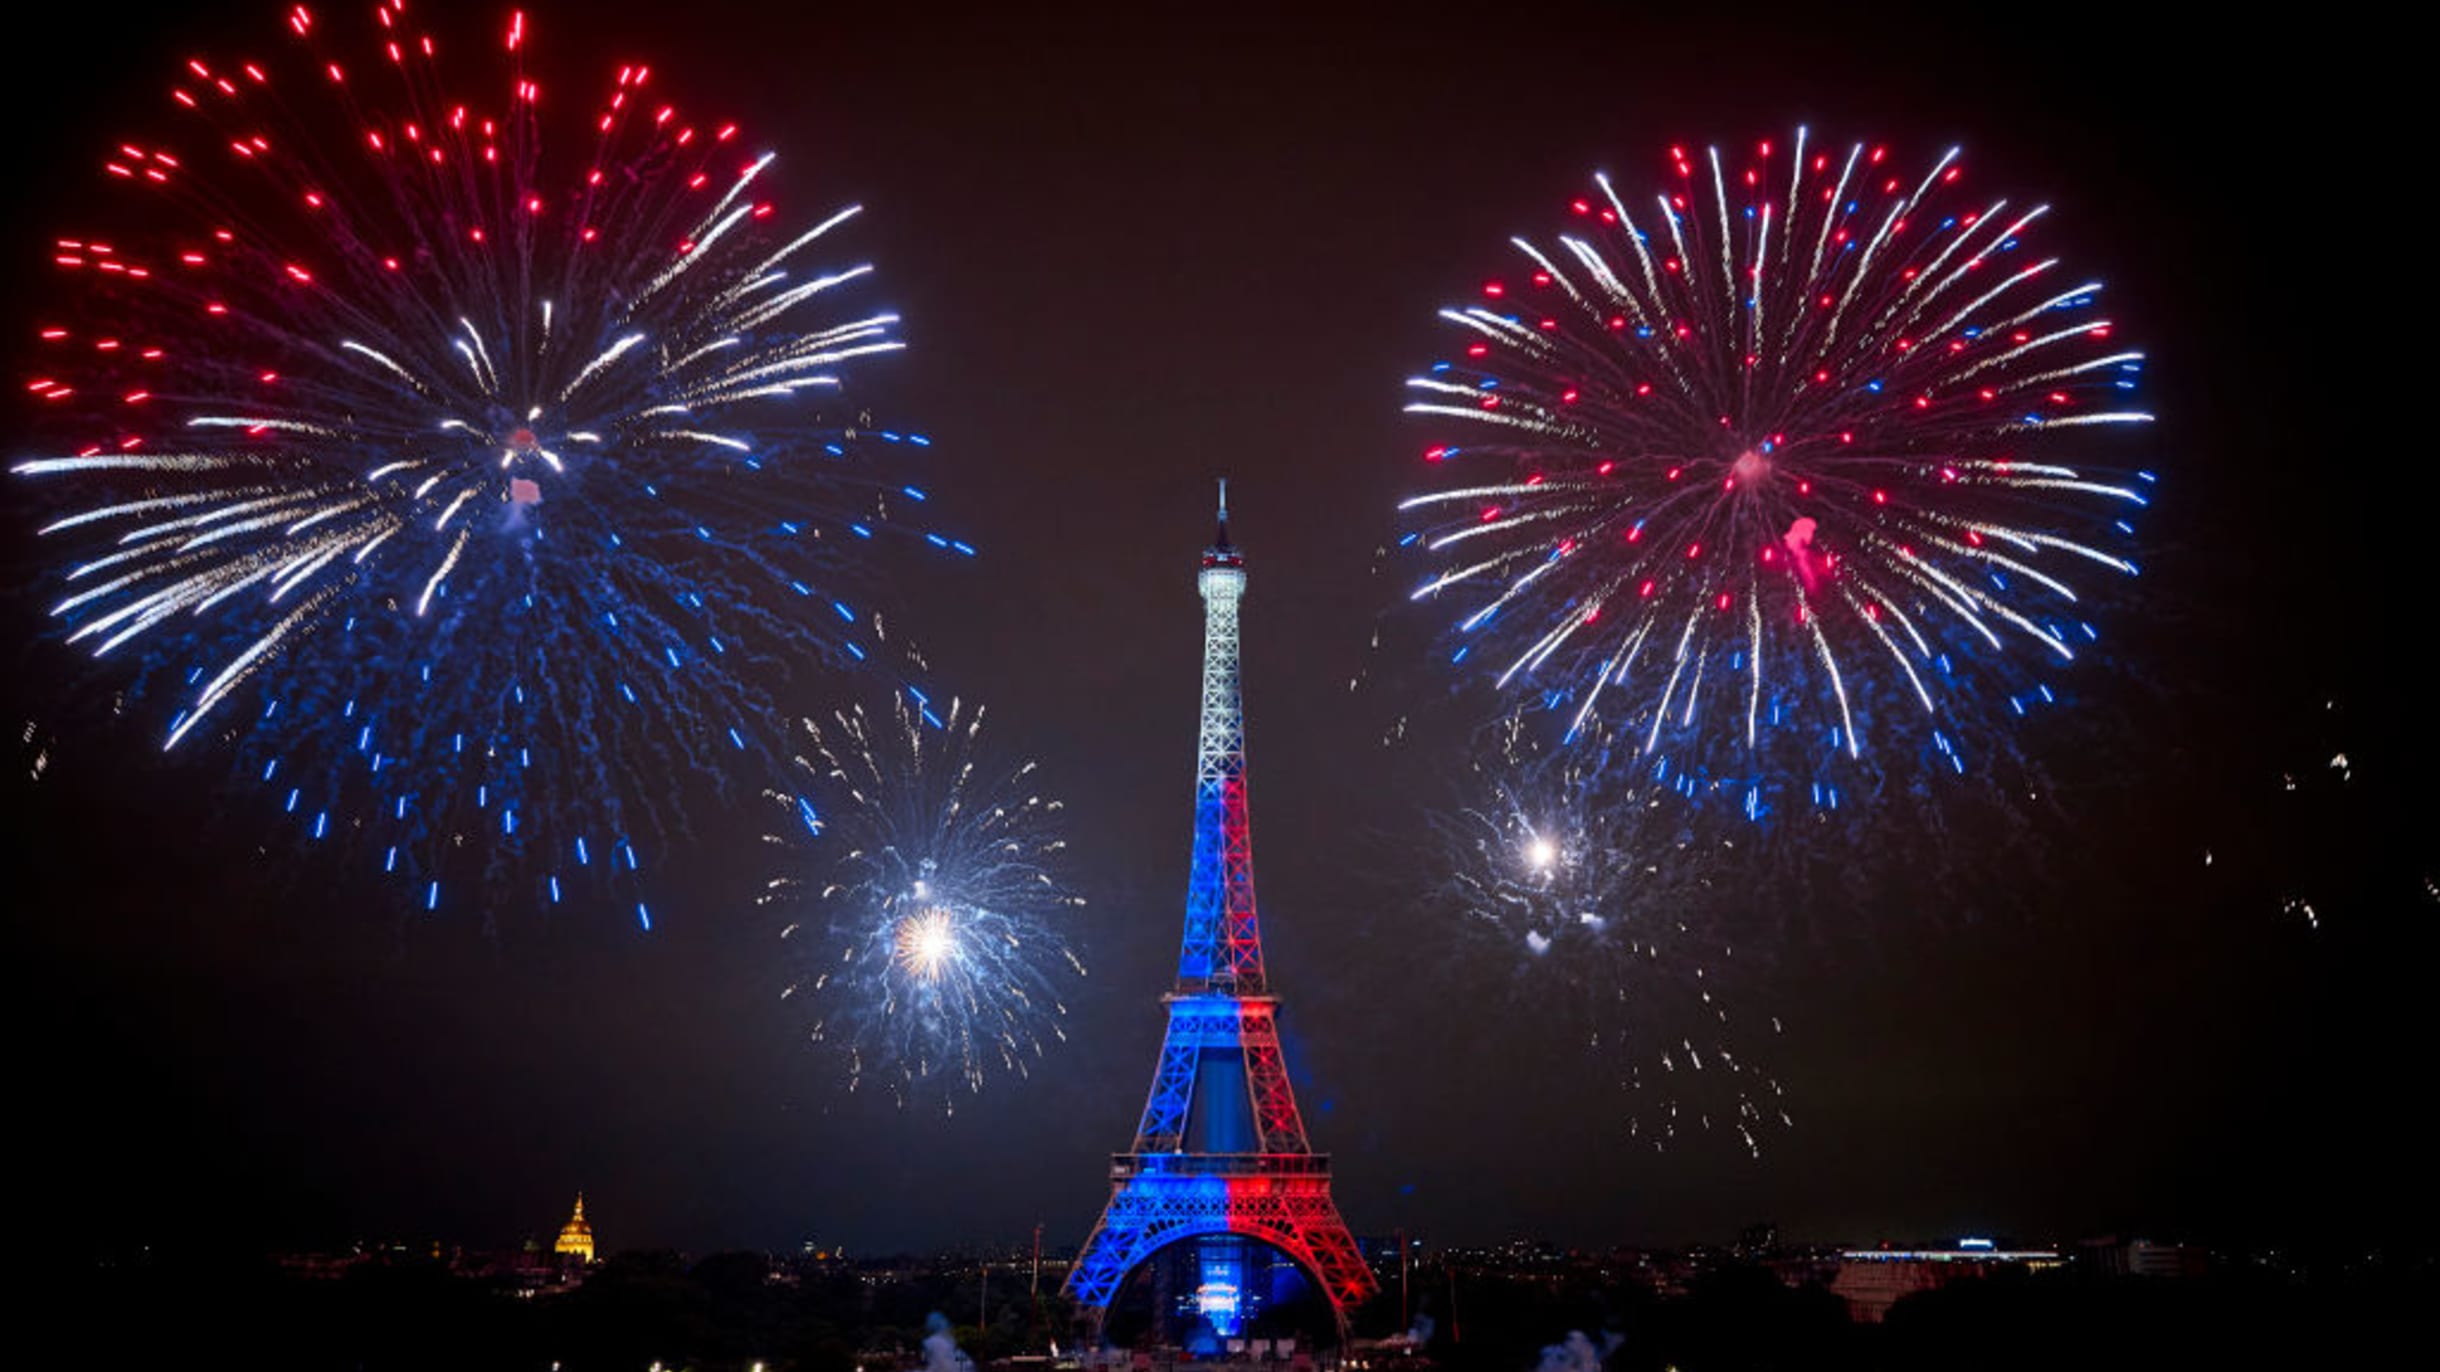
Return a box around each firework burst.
[1425,719,1789,1154]
[12,6,964,917]
[1400,130,2155,815]
[767,688,1085,1109]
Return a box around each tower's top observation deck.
[1201,477,1244,577]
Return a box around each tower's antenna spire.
[1211,477,1235,553]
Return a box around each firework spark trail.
[766,685,1086,1109]
[14,6,972,917]
[1424,718,1789,1156]
[1399,131,2155,816]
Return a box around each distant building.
[1829,1241,2064,1323]
[2124,1240,2208,1279]
[2079,1236,2208,1279]
[554,1194,596,1264]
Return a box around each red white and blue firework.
[13,6,961,919]
[1399,131,2155,816]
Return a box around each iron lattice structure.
[1067,489,1377,1335]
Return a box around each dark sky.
[4,0,2429,1261]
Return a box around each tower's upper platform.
[1200,478,1244,578]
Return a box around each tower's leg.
[1237,1004,1310,1153]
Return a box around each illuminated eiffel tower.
[1066,484,1376,1341]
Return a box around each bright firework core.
[502,426,557,503]
[894,907,959,982]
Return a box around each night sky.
[4,0,2428,1262]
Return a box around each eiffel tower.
[1066,484,1376,1342]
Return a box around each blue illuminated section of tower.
[1066,484,1377,1340]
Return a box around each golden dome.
[554,1193,595,1263]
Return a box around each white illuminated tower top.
[1180,478,1264,992]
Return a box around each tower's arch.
[1096,1221,1348,1350]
